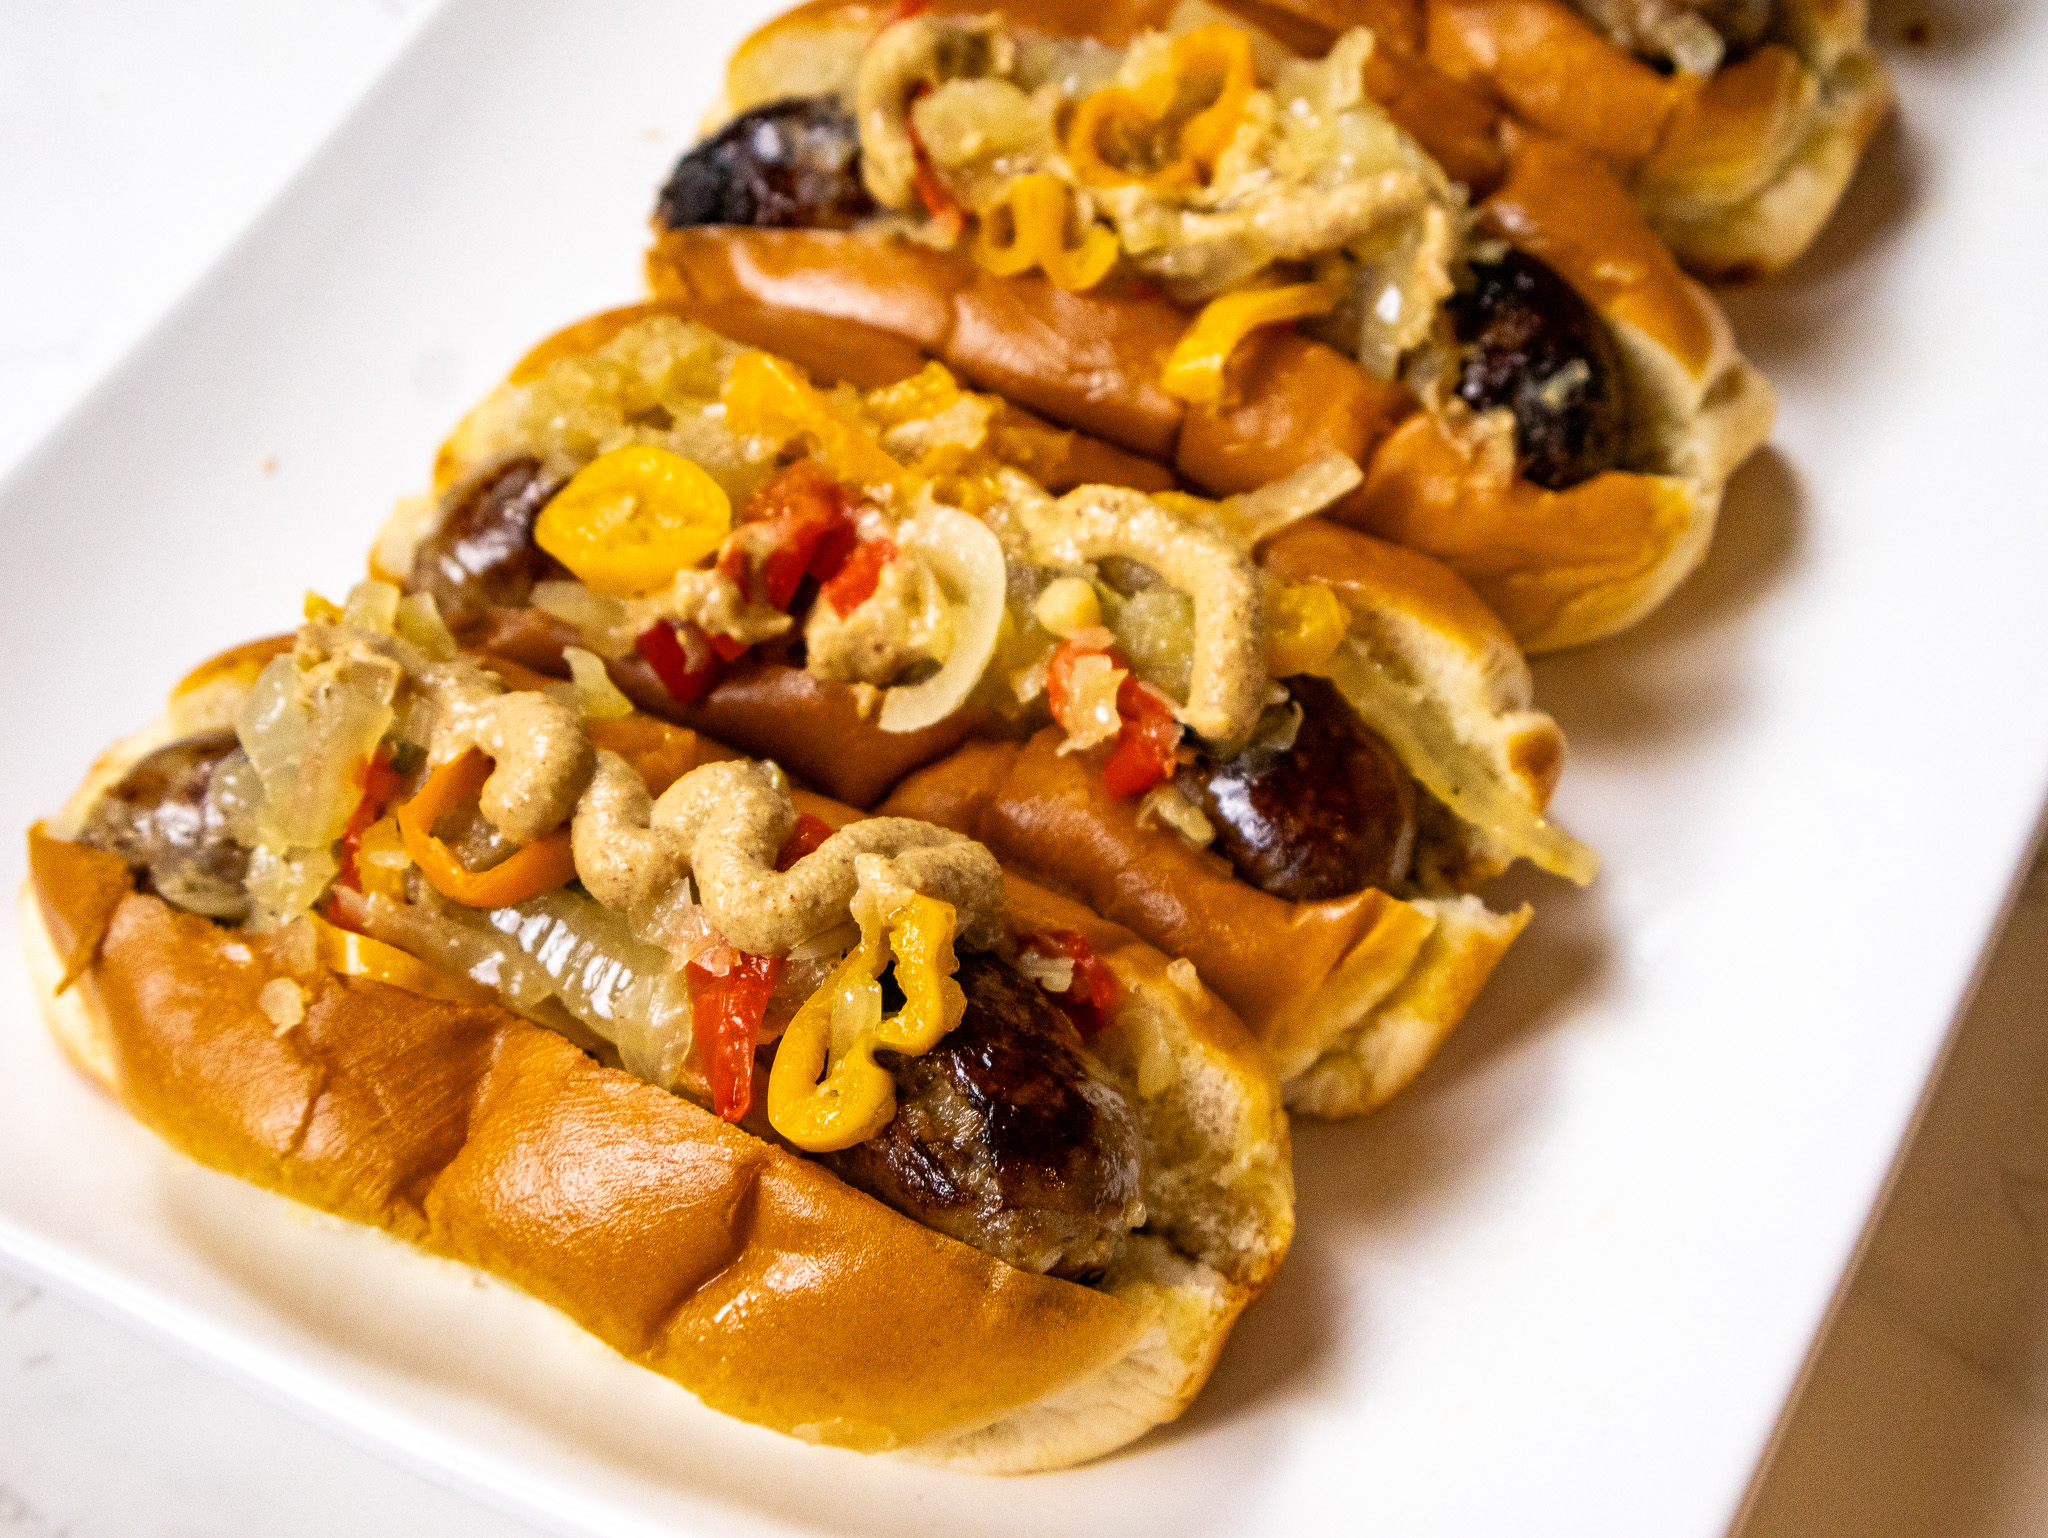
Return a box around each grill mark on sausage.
[823,954,1144,1280]
[1178,674,1417,903]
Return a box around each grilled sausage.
[408,457,565,627]
[824,954,1144,1280]
[1447,247,1629,491]
[77,731,252,921]
[656,97,875,232]
[1178,674,1417,903]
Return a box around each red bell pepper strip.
[1022,929,1124,1038]
[722,461,862,611]
[333,749,405,893]
[1102,677,1181,798]
[775,813,837,871]
[1046,638,1184,800]
[635,619,722,704]
[686,951,783,1121]
[820,537,899,618]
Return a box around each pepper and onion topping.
[534,445,732,597]
[395,748,578,908]
[970,174,1119,291]
[1047,637,1184,800]
[721,351,905,496]
[1066,23,1257,193]
[767,890,967,1152]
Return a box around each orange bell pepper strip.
[395,749,577,908]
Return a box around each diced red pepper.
[707,631,753,663]
[1101,677,1181,798]
[820,537,899,618]
[727,461,862,611]
[635,620,722,705]
[775,813,836,871]
[686,951,783,1121]
[1023,929,1124,1039]
[333,749,405,893]
[1046,638,1183,800]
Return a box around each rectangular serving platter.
[3,1,2045,1533]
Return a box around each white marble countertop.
[3,5,2041,1534]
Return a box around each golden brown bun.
[882,735,1528,1116]
[649,227,1409,498]
[1260,519,1564,807]
[25,726,1292,1471]
[1418,0,1890,278]
[884,520,1556,1115]
[1335,133,1775,650]
[647,199,1762,650]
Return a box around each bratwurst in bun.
[646,0,1776,648]
[24,585,1291,1470]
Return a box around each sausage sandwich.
[23,586,1294,1470]
[644,0,1778,649]
[373,309,1593,1116]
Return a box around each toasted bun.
[26,717,1291,1471]
[884,524,1555,1114]
[1260,519,1563,812]
[1337,133,1775,650]
[1635,23,1892,280]
[648,227,1415,498]
[650,223,1747,648]
[1418,0,1889,278]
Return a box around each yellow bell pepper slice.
[767,893,966,1151]
[533,445,731,598]
[310,912,499,1009]
[871,894,966,1054]
[1068,23,1257,192]
[1160,281,1341,407]
[395,749,577,909]
[972,174,1120,291]
[1265,579,1350,678]
[766,949,898,1152]
[721,351,906,495]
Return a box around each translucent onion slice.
[1313,639,1599,885]
[878,506,1007,734]
[1221,452,1363,546]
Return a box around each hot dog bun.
[1250,0,1890,279]
[648,224,1764,650]
[26,687,1291,1471]
[887,519,1570,1115]
[1336,132,1776,649]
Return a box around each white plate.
[4,2,2046,1534]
